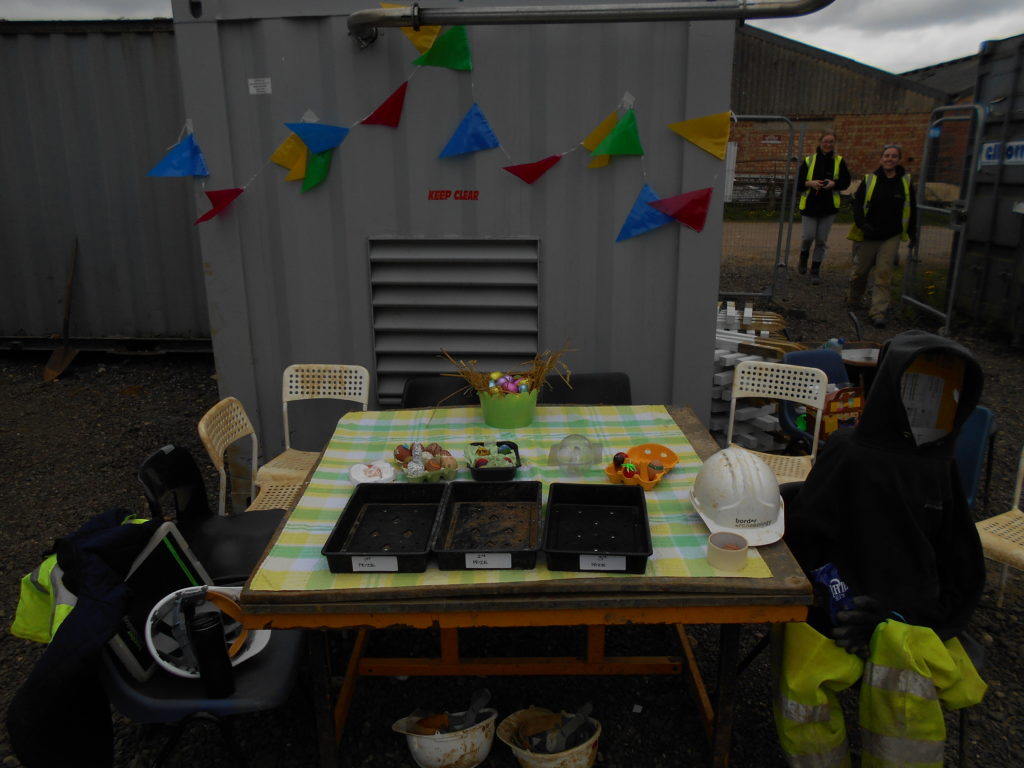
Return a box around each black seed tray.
[468,441,521,481]
[543,483,652,574]
[432,481,543,570]
[321,483,445,573]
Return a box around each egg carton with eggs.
[393,441,460,482]
[604,443,679,491]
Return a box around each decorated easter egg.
[503,381,519,393]
[475,458,490,469]
[425,442,444,457]
[424,458,441,472]
[394,445,412,463]
[440,456,458,470]
[518,383,529,393]
[497,376,510,385]
[621,462,638,479]
[490,371,503,381]
[613,451,628,468]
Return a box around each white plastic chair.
[197,397,306,516]
[726,360,829,485]
[258,364,370,484]
[976,444,1024,607]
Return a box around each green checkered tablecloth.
[249,405,771,592]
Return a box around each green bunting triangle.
[302,149,333,192]
[592,109,644,156]
[413,25,472,71]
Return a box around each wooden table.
[240,405,811,767]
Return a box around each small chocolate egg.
[475,458,490,468]
[497,376,510,385]
[518,383,529,393]
[490,371,503,381]
[503,381,518,393]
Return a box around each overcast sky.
[3,0,1024,75]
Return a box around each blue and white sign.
[980,140,1024,166]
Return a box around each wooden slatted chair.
[197,397,305,515]
[976,444,1024,607]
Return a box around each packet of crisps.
[810,562,855,626]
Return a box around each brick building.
[731,25,952,185]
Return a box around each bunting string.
[146,14,730,239]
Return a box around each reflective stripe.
[27,564,48,594]
[864,661,938,700]
[785,742,851,768]
[862,729,944,765]
[776,692,831,723]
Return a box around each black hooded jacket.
[785,331,985,639]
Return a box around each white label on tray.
[353,555,399,572]
[579,554,628,571]
[465,552,512,569]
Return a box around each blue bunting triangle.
[439,103,500,158]
[615,184,674,242]
[146,133,209,177]
[285,122,350,154]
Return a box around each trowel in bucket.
[42,238,79,382]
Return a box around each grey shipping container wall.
[0,22,209,345]
[960,33,1024,342]
[171,0,733,453]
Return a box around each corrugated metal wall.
[0,21,209,345]
[960,34,1024,342]
[171,0,732,453]
[733,26,945,116]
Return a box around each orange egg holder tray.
[604,443,679,491]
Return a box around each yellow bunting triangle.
[667,111,732,160]
[271,133,309,181]
[582,111,617,168]
[381,3,442,53]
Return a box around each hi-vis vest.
[11,554,76,643]
[847,172,912,242]
[773,620,986,768]
[799,154,843,211]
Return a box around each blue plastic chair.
[955,405,996,512]
[779,350,850,451]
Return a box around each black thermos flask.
[188,611,235,698]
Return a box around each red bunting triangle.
[362,82,409,128]
[503,154,563,184]
[194,188,244,224]
[647,187,713,232]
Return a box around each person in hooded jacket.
[795,132,851,284]
[847,143,918,328]
[774,330,987,768]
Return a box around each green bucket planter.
[478,388,538,429]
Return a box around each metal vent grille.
[370,240,540,406]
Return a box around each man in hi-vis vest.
[847,143,918,328]
[796,132,851,284]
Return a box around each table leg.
[334,628,370,744]
[712,624,741,768]
[308,630,338,768]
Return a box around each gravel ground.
[1,239,1022,767]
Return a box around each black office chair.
[100,614,305,767]
[138,444,285,585]
[538,372,632,405]
[400,375,479,408]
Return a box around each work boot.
[798,251,809,275]
[810,261,821,285]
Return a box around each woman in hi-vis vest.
[796,132,851,284]
[847,143,918,328]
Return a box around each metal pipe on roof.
[348,0,836,47]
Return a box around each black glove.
[833,595,888,659]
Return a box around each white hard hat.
[690,448,784,546]
[145,585,271,679]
